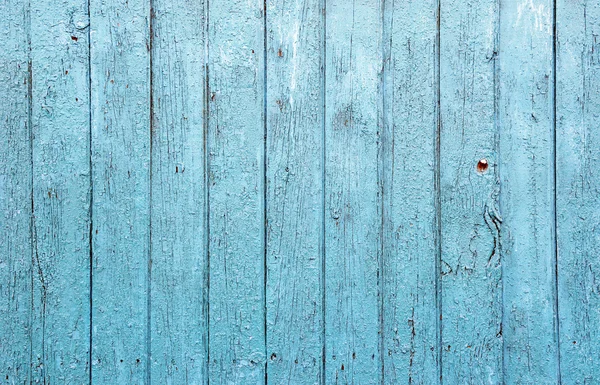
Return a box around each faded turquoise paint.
[0,0,31,382]
[556,0,600,383]
[150,0,208,382]
[90,0,150,383]
[324,0,382,384]
[440,0,502,383]
[31,0,91,383]
[499,0,559,383]
[382,0,439,383]
[3,0,600,384]
[266,0,324,383]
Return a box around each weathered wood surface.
[556,0,600,383]
[440,0,502,383]
[3,0,600,384]
[499,0,559,383]
[90,0,151,382]
[31,0,91,382]
[265,0,324,383]
[0,0,31,382]
[207,0,266,383]
[381,0,440,383]
[324,1,382,384]
[150,0,208,382]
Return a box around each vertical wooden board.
[556,0,600,382]
[324,1,382,383]
[381,0,439,383]
[0,0,32,382]
[439,0,502,382]
[30,0,91,382]
[498,0,559,383]
[265,0,323,384]
[150,0,208,382]
[90,0,150,382]
[207,0,265,383]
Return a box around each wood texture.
[498,0,559,383]
[324,1,382,383]
[207,0,266,383]
[265,0,324,384]
[381,0,439,383]
[30,0,91,382]
[556,0,600,383]
[440,0,502,383]
[90,0,151,382]
[0,0,31,383]
[150,0,208,383]
[4,0,600,383]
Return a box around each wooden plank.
[149,0,209,383]
[381,0,439,383]
[265,0,323,383]
[0,0,32,383]
[207,0,266,382]
[556,0,600,382]
[439,0,502,382]
[30,4,91,384]
[498,0,559,382]
[29,0,91,382]
[90,0,151,382]
[149,0,208,383]
[324,1,382,383]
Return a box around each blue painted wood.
[324,1,382,383]
[556,0,600,383]
[440,0,503,382]
[0,0,31,382]
[5,1,600,383]
[381,0,440,383]
[90,0,151,382]
[265,0,324,383]
[207,0,266,383]
[150,0,208,382]
[30,0,91,382]
[499,0,560,383]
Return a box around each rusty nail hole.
[278,48,283,57]
[341,364,345,371]
[477,158,489,173]
[71,36,78,41]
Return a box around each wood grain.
[498,0,559,383]
[324,1,382,383]
[90,0,151,382]
[440,0,502,382]
[556,0,600,383]
[0,0,32,383]
[30,0,91,382]
[207,0,266,383]
[381,0,440,383]
[150,0,208,383]
[3,1,600,383]
[265,0,324,383]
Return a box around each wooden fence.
[1,0,599,383]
